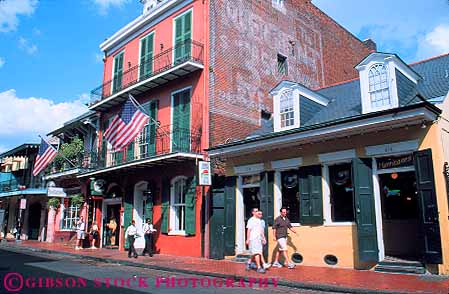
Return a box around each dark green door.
[210,188,225,259]
[140,33,154,80]
[224,177,236,256]
[172,89,191,152]
[353,158,378,263]
[414,149,443,264]
[174,11,192,63]
[112,52,124,94]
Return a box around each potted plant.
[70,194,84,208]
[48,198,60,209]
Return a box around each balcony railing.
[90,39,204,106]
[87,125,202,171]
[0,178,43,193]
[45,152,98,177]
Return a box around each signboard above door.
[377,154,413,170]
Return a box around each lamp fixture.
[421,121,427,129]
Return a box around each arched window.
[368,64,391,108]
[170,176,188,232]
[279,90,295,128]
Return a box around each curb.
[0,244,409,294]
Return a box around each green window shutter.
[174,11,192,63]
[184,175,197,235]
[124,188,133,249]
[260,171,274,226]
[183,11,192,59]
[224,176,237,256]
[113,52,124,93]
[145,195,154,224]
[299,165,323,225]
[172,90,191,152]
[140,34,153,80]
[161,177,170,234]
[126,141,134,162]
[148,100,158,155]
[353,158,378,262]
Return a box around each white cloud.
[0,0,38,33]
[0,89,88,140]
[417,24,449,60]
[0,57,4,68]
[18,36,37,55]
[91,0,130,14]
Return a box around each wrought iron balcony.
[89,39,204,111]
[0,175,44,194]
[44,152,98,179]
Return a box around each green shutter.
[174,11,192,63]
[113,52,124,93]
[353,158,378,262]
[172,90,191,152]
[184,175,197,235]
[124,188,133,249]
[140,33,153,80]
[260,171,274,226]
[161,178,170,234]
[126,141,134,162]
[145,194,153,224]
[299,165,323,225]
[224,176,236,256]
[148,100,158,155]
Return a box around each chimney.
[363,38,377,52]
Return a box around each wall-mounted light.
[421,121,427,129]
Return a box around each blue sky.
[0,0,448,153]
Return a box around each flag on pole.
[103,94,150,151]
[32,138,58,176]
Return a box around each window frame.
[277,53,288,75]
[368,63,391,110]
[273,88,300,132]
[169,176,188,235]
[60,200,80,231]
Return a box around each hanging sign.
[20,198,27,210]
[198,161,212,186]
[377,154,413,170]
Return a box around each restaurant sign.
[377,154,413,170]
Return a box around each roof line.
[409,51,449,66]
[313,77,360,91]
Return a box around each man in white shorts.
[75,215,86,250]
[246,209,269,273]
[272,207,297,269]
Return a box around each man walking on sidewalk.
[246,209,270,273]
[272,208,297,269]
[75,216,86,250]
[125,220,139,258]
[142,218,156,257]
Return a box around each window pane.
[329,163,354,222]
[281,170,300,223]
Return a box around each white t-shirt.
[246,217,263,241]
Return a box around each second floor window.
[112,51,124,94]
[280,90,295,128]
[368,64,391,109]
[140,33,154,80]
[174,10,192,63]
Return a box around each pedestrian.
[246,209,269,273]
[256,210,271,269]
[142,218,156,257]
[125,220,139,258]
[75,215,86,250]
[90,222,99,249]
[272,207,297,269]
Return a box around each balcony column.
[46,207,56,243]
[39,204,47,241]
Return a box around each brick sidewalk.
[1,240,448,294]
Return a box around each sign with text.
[47,187,67,197]
[377,154,413,170]
[198,161,212,186]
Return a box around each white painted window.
[170,176,187,233]
[368,64,391,109]
[62,203,79,230]
[280,91,295,128]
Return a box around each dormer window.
[280,90,295,128]
[368,64,391,109]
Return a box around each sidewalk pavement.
[0,240,448,294]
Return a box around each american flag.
[32,138,58,176]
[103,95,149,151]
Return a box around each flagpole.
[128,94,177,147]
[39,135,77,168]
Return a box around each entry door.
[353,158,379,262]
[210,189,225,259]
[414,149,443,264]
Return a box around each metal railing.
[0,177,42,193]
[46,152,98,176]
[90,39,204,105]
[89,125,202,170]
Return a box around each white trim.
[133,181,148,248]
[168,231,187,236]
[44,168,81,180]
[365,140,419,156]
[235,176,245,254]
[170,86,193,153]
[170,175,188,234]
[273,171,282,219]
[234,163,264,175]
[100,197,122,249]
[89,61,203,111]
[274,88,300,132]
[78,153,202,178]
[319,149,356,163]
[372,158,385,261]
[271,157,303,170]
[209,108,436,157]
[270,81,329,106]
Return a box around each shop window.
[379,171,418,220]
[281,170,300,223]
[329,163,355,222]
[61,201,80,230]
[170,176,187,233]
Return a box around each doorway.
[103,203,121,248]
[379,170,420,260]
[28,202,42,240]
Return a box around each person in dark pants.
[125,220,138,258]
[142,218,156,256]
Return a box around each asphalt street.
[0,248,343,294]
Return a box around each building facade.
[209,52,449,274]
[43,0,374,257]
